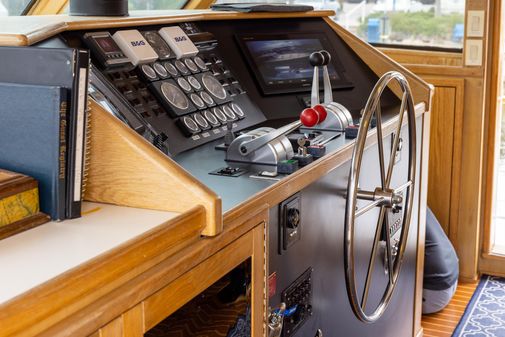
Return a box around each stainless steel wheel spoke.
[394,180,413,193]
[361,206,387,309]
[386,92,407,187]
[356,198,384,217]
[376,104,387,189]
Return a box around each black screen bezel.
[236,32,354,95]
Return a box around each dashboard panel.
[57,17,398,157]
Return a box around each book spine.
[57,96,68,220]
[66,50,90,219]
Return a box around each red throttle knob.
[313,104,327,123]
[300,108,319,127]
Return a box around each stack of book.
[0,47,90,221]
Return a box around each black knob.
[287,208,300,229]
[309,51,325,67]
[319,50,331,65]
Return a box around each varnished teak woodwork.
[86,100,222,236]
[0,207,205,337]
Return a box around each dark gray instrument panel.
[60,17,397,157]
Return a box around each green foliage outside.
[357,9,464,42]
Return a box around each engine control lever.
[320,50,333,104]
[238,120,302,156]
[238,106,327,156]
[310,50,333,106]
[310,51,324,107]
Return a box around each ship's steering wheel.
[344,71,416,323]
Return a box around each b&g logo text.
[131,40,146,47]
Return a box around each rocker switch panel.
[281,268,313,337]
[279,193,301,253]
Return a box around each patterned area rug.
[452,275,505,337]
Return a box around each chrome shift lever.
[320,50,333,104]
[309,51,324,106]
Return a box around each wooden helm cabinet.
[0,10,432,337]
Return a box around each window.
[214,0,466,50]
[0,0,34,16]
[332,0,465,49]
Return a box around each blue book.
[0,46,90,219]
[0,82,68,220]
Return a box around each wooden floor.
[422,281,479,337]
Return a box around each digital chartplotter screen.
[237,33,353,95]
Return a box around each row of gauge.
[137,54,247,136]
[177,102,245,137]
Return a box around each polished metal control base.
[225,127,294,166]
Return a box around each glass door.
[483,0,505,260]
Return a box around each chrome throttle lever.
[309,50,333,106]
[310,51,324,107]
[320,50,333,104]
[237,107,328,156]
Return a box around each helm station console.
[14,10,431,337]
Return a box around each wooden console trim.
[413,103,432,337]
[85,100,222,236]
[27,0,67,15]
[0,10,335,47]
[143,225,263,332]
[0,206,205,337]
[31,207,269,337]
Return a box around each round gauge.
[184,58,199,73]
[222,105,236,120]
[212,107,227,123]
[153,62,168,78]
[193,56,208,71]
[187,76,202,90]
[142,31,172,59]
[163,62,179,77]
[160,82,189,110]
[193,113,209,129]
[200,91,214,105]
[203,110,219,126]
[177,77,192,92]
[141,64,157,80]
[190,93,205,109]
[202,73,227,100]
[230,102,245,118]
[181,116,199,133]
[174,60,190,75]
